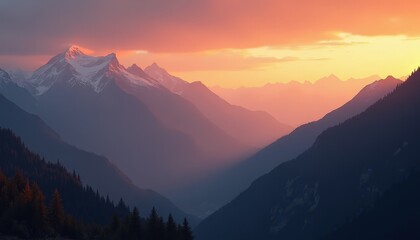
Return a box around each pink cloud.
[1,0,420,55]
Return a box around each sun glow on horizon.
[115,33,420,88]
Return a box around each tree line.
[0,128,194,239]
[0,171,193,239]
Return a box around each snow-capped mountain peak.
[64,45,86,59]
[26,47,159,96]
[127,64,152,80]
[144,63,188,93]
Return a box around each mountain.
[222,76,402,191]
[0,68,35,112]
[119,63,247,164]
[0,92,198,224]
[181,76,401,218]
[0,128,195,239]
[140,63,292,148]
[194,70,416,240]
[142,63,188,94]
[324,172,420,240]
[0,128,130,225]
[212,74,380,126]
[15,46,249,195]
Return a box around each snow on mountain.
[26,46,159,96]
[0,69,11,85]
[127,64,154,80]
[144,63,188,93]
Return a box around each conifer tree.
[30,183,48,236]
[20,181,32,203]
[50,189,65,233]
[129,207,142,239]
[165,214,177,240]
[180,218,193,240]
[111,214,120,232]
[148,207,160,240]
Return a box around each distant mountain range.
[0,46,293,219]
[139,63,292,148]
[3,45,412,238]
[0,90,198,224]
[212,74,381,126]
[195,69,420,239]
[3,46,289,196]
[177,76,401,218]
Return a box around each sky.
[1,0,420,87]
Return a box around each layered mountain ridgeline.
[16,47,211,193]
[212,74,380,126]
[139,63,292,148]
[3,46,259,196]
[0,128,130,225]
[180,77,401,218]
[0,128,194,239]
[1,46,291,217]
[0,93,197,225]
[195,69,420,240]
[0,127,128,237]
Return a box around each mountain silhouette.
[185,76,401,218]
[195,68,419,240]
[9,46,250,195]
[213,75,380,126]
[140,63,292,148]
[324,171,420,240]
[0,92,198,224]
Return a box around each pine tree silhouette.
[129,207,142,239]
[181,218,193,240]
[165,214,177,240]
[50,189,65,234]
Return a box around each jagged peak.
[327,73,339,79]
[315,74,342,85]
[129,63,140,69]
[145,62,167,73]
[104,53,120,66]
[64,45,86,59]
[150,62,160,68]
[127,63,143,71]
[127,63,153,78]
[105,52,117,59]
[383,75,398,82]
[27,47,162,96]
[188,81,211,91]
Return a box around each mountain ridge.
[195,69,419,240]
[0,92,199,225]
[212,75,381,126]
[142,63,292,149]
[2,47,252,199]
[183,76,401,218]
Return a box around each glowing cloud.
[1,0,420,87]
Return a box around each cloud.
[315,41,368,47]
[1,0,420,56]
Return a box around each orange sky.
[1,0,420,87]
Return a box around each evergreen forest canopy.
[0,128,194,239]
